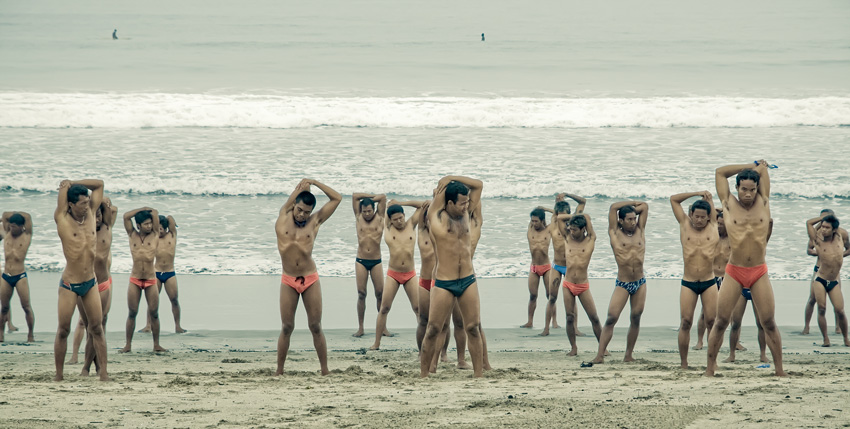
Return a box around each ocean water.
[1,0,849,281]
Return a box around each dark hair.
[690,200,711,215]
[569,214,587,229]
[821,209,834,215]
[618,205,636,220]
[530,208,545,221]
[554,201,571,214]
[736,169,760,187]
[134,210,153,225]
[67,184,89,204]
[823,215,840,230]
[387,204,404,218]
[8,213,25,226]
[295,191,316,208]
[159,215,169,230]
[360,198,375,209]
[445,181,470,204]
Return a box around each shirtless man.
[540,193,585,337]
[522,208,554,329]
[706,161,785,377]
[802,209,848,335]
[54,179,109,381]
[806,213,850,346]
[142,214,185,333]
[0,211,35,342]
[670,192,718,369]
[69,199,117,368]
[555,213,602,355]
[370,200,424,350]
[695,209,730,350]
[591,201,649,364]
[275,179,341,375]
[119,207,166,353]
[352,193,387,337]
[420,176,485,378]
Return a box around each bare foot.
[54,374,64,382]
[484,364,492,371]
[457,360,472,370]
[836,328,842,334]
[275,369,284,376]
[590,356,604,364]
[821,341,832,347]
[519,323,533,329]
[118,346,131,353]
[138,326,151,333]
[80,368,89,377]
[67,357,79,365]
[320,368,330,376]
[352,329,364,338]
[175,327,187,334]
[680,363,689,369]
[154,345,168,353]
[800,327,810,335]
[760,355,769,363]
[567,349,577,356]
[844,339,850,347]
[429,364,437,374]
[99,373,111,382]
[703,369,716,377]
[7,324,18,332]
[538,329,550,337]
[575,330,586,337]
[604,349,611,357]
[774,370,788,377]
[692,343,704,350]
[382,330,394,337]
[440,354,450,363]
[27,334,34,342]
[369,344,380,350]
[736,342,747,351]
[623,355,636,363]
[723,355,735,363]
[552,323,561,329]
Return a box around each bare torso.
[724,196,770,267]
[276,215,319,277]
[155,231,177,272]
[528,225,551,266]
[813,233,845,281]
[713,234,731,277]
[57,210,98,283]
[94,225,113,283]
[129,230,158,279]
[386,221,416,272]
[679,222,719,282]
[610,228,646,282]
[418,224,436,280]
[548,224,567,266]
[564,234,594,284]
[355,214,383,259]
[432,210,474,280]
[3,231,31,275]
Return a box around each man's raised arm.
[582,214,597,241]
[608,201,635,231]
[806,215,824,243]
[166,215,177,236]
[123,207,153,235]
[555,213,573,240]
[754,160,771,201]
[635,201,649,230]
[670,192,701,224]
[308,179,342,225]
[562,192,587,213]
[280,179,310,217]
[102,198,118,228]
[715,163,753,203]
[440,175,483,213]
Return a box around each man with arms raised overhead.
[540,193,585,336]
[420,176,485,377]
[522,207,554,329]
[352,193,387,338]
[806,213,850,347]
[670,191,718,369]
[152,214,185,333]
[554,213,602,356]
[69,198,117,373]
[370,199,424,350]
[276,179,341,375]
[0,211,35,343]
[53,179,109,381]
[802,209,848,335]
[705,160,785,377]
[119,207,166,353]
[591,200,649,364]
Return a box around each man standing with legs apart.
[541,193,585,336]
[119,207,166,353]
[0,211,35,343]
[555,213,602,356]
[706,160,785,377]
[670,191,719,369]
[371,200,424,350]
[352,193,387,338]
[54,179,109,381]
[806,213,850,346]
[420,176,485,378]
[522,208,553,329]
[802,209,847,335]
[154,214,185,333]
[69,198,116,372]
[276,179,341,375]
[592,200,649,364]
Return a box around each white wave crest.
[1,92,849,128]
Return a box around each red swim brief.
[388,269,416,285]
[130,277,156,289]
[98,277,112,292]
[281,272,319,294]
[419,277,433,291]
[725,263,768,289]
[563,280,589,296]
[531,264,551,277]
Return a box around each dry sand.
[1,327,849,428]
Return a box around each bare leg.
[827,286,850,346]
[564,290,579,355]
[276,283,299,375]
[144,285,166,352]
[456,282,483,377]
[479,323,491,370]
[0,280,13,342]
[452,303,470,369]
[416,284,430,351]
[82,286,111,375]
[420,288,454,378]
[302,280,330,375]
[139,285,153,333]
[706,276,741,376]
[623,284,647,362]
[68,316,86,364]
[119,283,142,353]
[371,276,401,350]
[678,286,699,369]
[522,271,540,328]
[371,264,390,337]
[353,262,368,337]
[694,306,706,350]
[541,271,560,336]
[835,282,843,334]
[79,286,109,381]
[54,287,78,381]
[814,280,830,346]
[749,276,786,377]
[724,295,747,362]
[12,278,35,342]
[751,304,768,362]
[802,278,816,334]
[163,276,185,333]
[591,286,630,364]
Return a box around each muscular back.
[276,215,319,277]
[679,223,718,282]
[57,212,98,283]
[432,210,474,280]
[610,229,646,282]
[356,214,383,259]
[724,196,770,266]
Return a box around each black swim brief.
[355,258,381,271]
[156,271,176,283]
[1,272,27,288]
[682,279,716,295]
[434,274,477,297]
[815,276,839,293]
[60,277,97,297]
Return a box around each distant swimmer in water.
[481,33,485,42]
[112,29,117,40]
